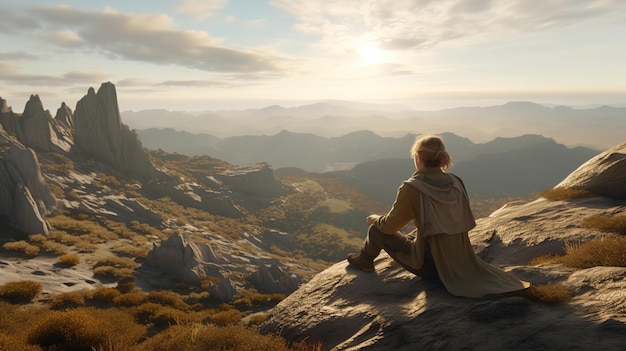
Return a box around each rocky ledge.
[259,142,626,350]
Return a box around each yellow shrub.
[28,308,145,351]
[561,236,626,268]
[246,313,268,326]
[50,291,85,309]
[90,287,121,303]
[38,240,68,255]
[210,309,242,326]
[139,324,295,351]
[147,290,189,310]
[57,254,80,267]
[0,281,42,303]
[113,292,147,307]
[2,241,40,256]
[518,283,572,304]
[95,256,138,269]
[0,332,41,351]
[541,187,593,201]
[581,214,626,235]
[129,302,207,330]
[116,281,137,294]
[93,266,136,281]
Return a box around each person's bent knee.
[367,225,385,236]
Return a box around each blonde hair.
[410,134,451,170]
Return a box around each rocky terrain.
[259,142,626,350]
[0,82,312,301]
[2,82,625,350]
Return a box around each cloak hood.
[405,172,476,237]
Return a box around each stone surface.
[141,233,224,284]
[247,263,303,294]
[260,248,626,351]
[556,141,626,199]
[0,144,57,235]
[55,102,74,128]
[216,162,287,198]
[73,82,160,178]
[260,142,626,351]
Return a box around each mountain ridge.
[137,128,599,202]
[123,100,625,150]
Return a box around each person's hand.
[366,214,380,226]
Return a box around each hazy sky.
[1,0,625,112]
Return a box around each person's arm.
[368,183,418,234]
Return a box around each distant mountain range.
[124,101,626,150]
[137,128,600,203]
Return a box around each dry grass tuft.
[147,290,189,310]
[90,287,122,303]
[232,288,286,307]
[561,236,626,269]
[113,292,148,307]
[50,291,86,309]
[2,241,40,256]
[0,333,41,351]
[28,307,146,351]
[130,302,200,330]
[528,254,561,266]
[93,266,136,282]
[57,254,80,267]
[581,214,626,235]
[0,281,42,303]
[210,309,242,326]
[95,255,139,269]
[246,313,268,327]
[139,324,322,351]
[519,283,573,304]
[541,187,594,201]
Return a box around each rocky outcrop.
[141,233,225,283]
[0,95,73,153]
[140,232,241,301]
[21,95,71,153]
[260,142,626,351]
[146,181,245,218]
[0,98,26,143]
[260,256,626,351]
[205,277,238,302]
[0,144,57,235]
[556,141,626,199]
[73,82,160,179]
[77,194,162,226]
[216,163,287,198]
[55,102,73,128]
[0,98,9,114]
[247,263,303,294]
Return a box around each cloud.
[62,71,109,83]
[0,51,39,60]
[25,5,285,75]
[159,79,230,87]
[271,0,626,51]
[176,0,228,20]
[40,30,84,46]
[0,5,41,33]
[0,62,108,86]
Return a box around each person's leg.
[349,226,440,280]
[347,225,412,272]
[362,225,412,260]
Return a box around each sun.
[358,42,384,65]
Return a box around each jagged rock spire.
[73,82,160,178]
[55,102,74,128]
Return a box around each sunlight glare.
[359,42,384,65]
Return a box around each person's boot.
[347,250,375,272]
